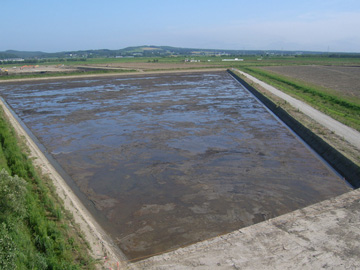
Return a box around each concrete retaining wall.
[228,69,360,189]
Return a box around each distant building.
[0,58,24,62]
[222,58,244,62]
[184,58,201,63]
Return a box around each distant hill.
[0,51,19,59]
[1,45,358,60]
[4,50,49,58]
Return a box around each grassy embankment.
[239,67,360,132]
[0,108,95,269]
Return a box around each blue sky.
[2,0,360,52]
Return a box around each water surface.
[0,71,350,260]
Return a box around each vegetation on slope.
[0,108,95,269]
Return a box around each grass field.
[2,54,360,68]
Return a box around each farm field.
[2,55,360,81]
[260,65,360,101]
[82,62,217,71]
[240,65,360,132]
[0,71,350,261]
[0,62,218,77]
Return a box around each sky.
[1,0,360,53]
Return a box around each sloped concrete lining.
[134,188,360,269]
[232,69,360,150]
[227,69,360,189]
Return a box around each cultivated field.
[260,65,360,101]
[241,65,360,133]
[2,55,360,81]
[87,62,216,71]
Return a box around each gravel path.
[236,70,360,150]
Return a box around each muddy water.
[0,72,350,260]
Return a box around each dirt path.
[0,98,135,270]
[235,70,360,150]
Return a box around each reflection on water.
[0,71,350,260]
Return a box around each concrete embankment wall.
[228,69,360,189]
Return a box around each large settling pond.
[0,71,350,260]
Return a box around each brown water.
[0,71,350,260]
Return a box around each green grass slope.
[0,108,95,269]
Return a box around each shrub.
[0,223,17,270]
[0,169,27,220]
